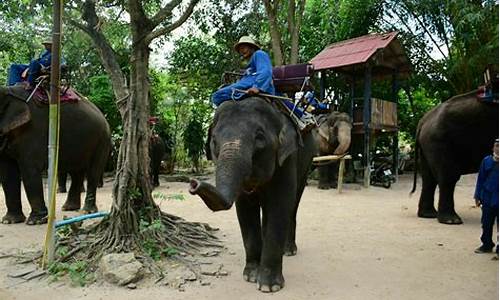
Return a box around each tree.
[262,0,306,65]
[62,0,219,263]
[383,0,499,95]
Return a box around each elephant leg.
[328,162,339,189]
[284,182,305,256]
[19,166,47,225]
[417,156,438,218]
[236,195,262,284]
[437,179,462,225]
[62,172,84,211]
[82,170,100,214]
[259,195,290,292]
[258,170,295,293]
[57,172,67,193]
[0,158,26,224]
[318,164,333,189]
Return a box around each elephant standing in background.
[0,86,111,225]
[412,90,498,224]
[312,111,352,189]
[149,134,166,187]
[190,97,316,293]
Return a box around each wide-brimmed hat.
[234,36,260,52]
[42,39,53,45]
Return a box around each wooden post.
[338,158,346,193]
[350,74,355,120]
[363,64,372,188]
[391,69,399,182]
[42,0,62,268]
[320,70,326,101]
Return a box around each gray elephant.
[311,111,352,189]
[412,90,498,224]
[189,97,316,293]
[149,134,166,187]
[0,86,111,225]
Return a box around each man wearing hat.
[211,36,275,106]
[7,39,64,88]
[474,138,499,257]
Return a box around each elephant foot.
[417,207,437,218]
[437,213,463,225]
[243,262,259,283]
[284,243,297,256]
[318,183,334,190]
[257,267,284,293]
[2,212,26,224]
[62,202,81,211]
[26,212,48,225]
[81,204,98,214]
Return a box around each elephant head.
[189,97,298,211]
[0,87,31,137]
[316,111,352,155]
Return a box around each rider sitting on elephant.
[7,39,66,89]
[211,36,315,131]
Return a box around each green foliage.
[127,186,142,200]
[152,192,185,201]
[138,211,178,260]
[183,104,210,172]
[87,75,122,134]
[48,260,93,287]
[398,86,440,143]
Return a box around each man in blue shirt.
[474,138,499,255]
[7,39,65,88]
[211,36,275,106]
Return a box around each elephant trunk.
[189,179,233,211]
[189,140,249,211]
[333,124,351,155]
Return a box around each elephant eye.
[255,130,266,149]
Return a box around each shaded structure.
[310,31,411,187]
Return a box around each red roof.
[310,32,401,71]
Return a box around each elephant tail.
[410,130,420,195]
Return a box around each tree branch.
[146,0,199,44]
[150,0,182,27]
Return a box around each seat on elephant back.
[6,84,81,105]
[272,63,314,94]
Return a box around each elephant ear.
[0,98,31,135]
[277,120,298,166]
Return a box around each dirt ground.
[0,173,498,300]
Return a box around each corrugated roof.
[310,31,406,72]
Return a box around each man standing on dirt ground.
[473,138,499,260]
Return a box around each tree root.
[51,207,222,280]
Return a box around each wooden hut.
[310,31,411,187]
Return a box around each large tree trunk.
[263,0,284,66]
[288,0,306,64]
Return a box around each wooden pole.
[42,0,62,268]
[363,64,372,188]
[391,69,399,182]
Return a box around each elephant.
[311,111,352,189]
[411,90,499,224]
[189,97,316,293]
[0,86,111,225]
[149,134,166,187]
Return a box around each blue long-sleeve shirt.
[474,155,499,208]
[211,49,275,106]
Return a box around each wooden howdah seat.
[221,63,315,95]
[272,63,314,94]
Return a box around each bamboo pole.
[42,0,63,268]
